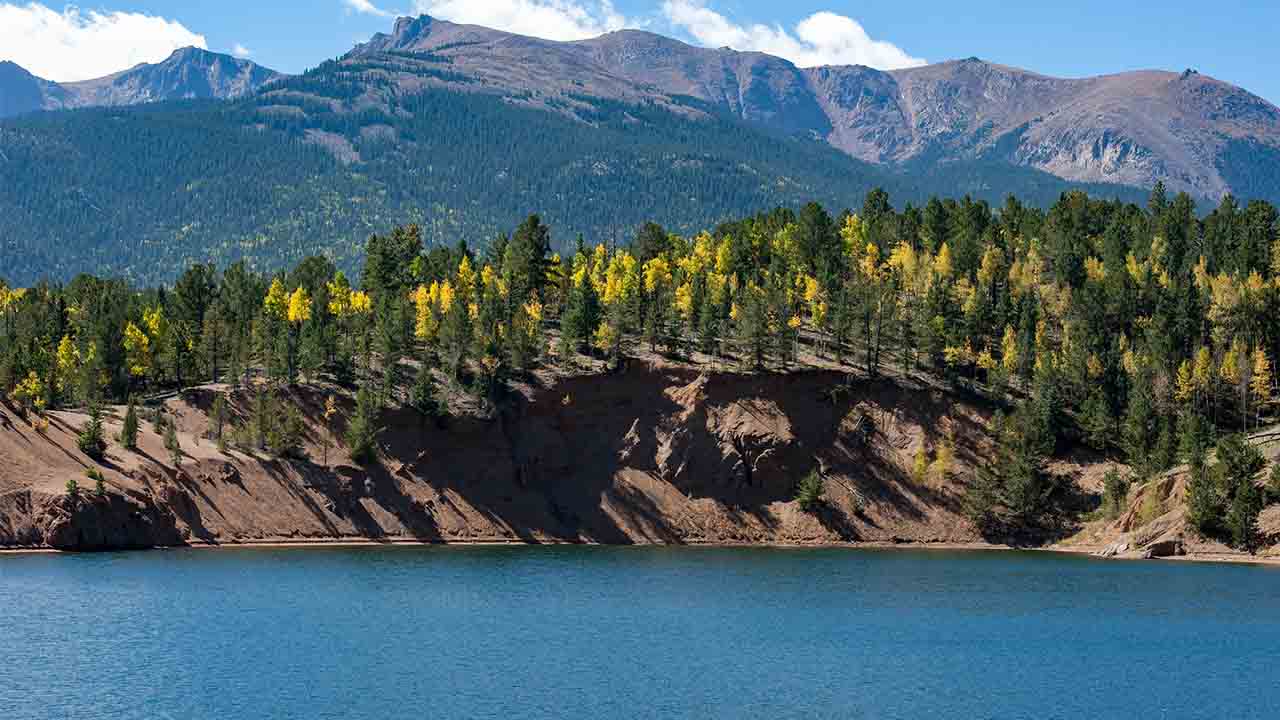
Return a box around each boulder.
[1143,539,1186,559]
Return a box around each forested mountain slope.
[0,55,1142,286]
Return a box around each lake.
[2,546,1278,719]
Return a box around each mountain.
[0,61,69,118]
[353,16,1280,201]
[3,15,1276,285]
[0,48,283,118]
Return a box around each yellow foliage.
[601,251,639,308]
[1220,344,1241,385]
[787,315,802,330]
[1251,349,1273,406]
[944,339,975,367]
[715,238,734,275]
[11,370,44,410]
[593,322,620,353]
[1084,256,1107,283]
[707,272,728,305]
[912,447,929,483]
[977,349,997,372]
[977,245,1002,286]
[287,287,312,324]
[840,214,865,259]
[524,299,543,324]
[56,335,80,389]
[264,278,289,320]
[143,306,166,340]
[1125,253,1148,284]
[327,272,352,316]
[1001,326,1019,374]
[349,291,372,315]
[888,242,919,286]
[933,242,953,279]
[438,280,455,314]
[1086,353,1104,380]
[643,256,673,293]
[123,321,151,378]
[1246,271,1266,293]
[1175,360,1195,403]
[412,284,435,341]
[456,255,477,301]
[1193,255,1210,292]
[674,282,695,321]
[859,242,883,281]
[930,441,954,482]
[1192,347,1214,390]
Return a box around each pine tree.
[1226,479,1263,551]
[163,420,181,467]
[795,470,825,513]
[120,397,139,451]
[209,394,226,447]
[410,363,443,427]
[1079,387,1113,452]
[77,401,106,460]
[1182,412,1220,538]
[345,387,380,465]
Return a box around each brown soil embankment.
[1,366,995,550]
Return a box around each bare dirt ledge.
[2,364,1276,565]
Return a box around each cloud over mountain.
[661,1,924,70]
[0,2,208,82]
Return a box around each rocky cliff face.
[348,15,1280,200]
[0,48,283,118]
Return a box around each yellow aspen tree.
[287,287,312,324]
[263,278,288,320]
[1251,348,1272,427]
[55,334,80,396]
[123,321,152,381]
[1001,325,1019,376]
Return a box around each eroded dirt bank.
[1,366,996,550]
[3,364,1276,561]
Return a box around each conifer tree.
[346,387,380,466]
[77,401,107,460]
[120,397,139,451]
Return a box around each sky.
[1,1,1277,104]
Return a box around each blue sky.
[2,1,1277,104]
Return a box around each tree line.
[3,186,1279,545]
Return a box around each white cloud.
[411,0,629,41]
[344,0,393,18]
[0,2,207,82]
[662,1,924,70]
[231,43,253,59]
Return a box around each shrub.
[65,478,79,498]
[86,468,106,497]
[911,448,929,484]
[795,470,825,513]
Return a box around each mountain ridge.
[346,14,1280,201]
[0,47,284,118]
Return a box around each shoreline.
[4,537,1278,567]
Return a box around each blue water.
[2,547,1278,720]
